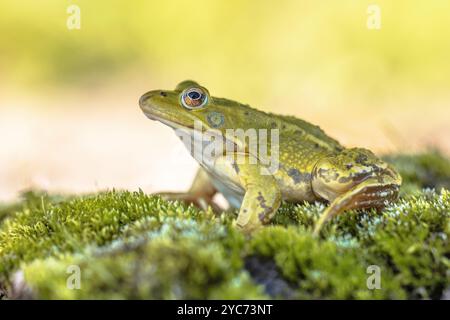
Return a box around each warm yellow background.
[0,0,449,200]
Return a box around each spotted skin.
[139,80,402,235]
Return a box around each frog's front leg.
[157,168,220,212]
[230,155,282,234]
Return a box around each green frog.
[139,80,401,235]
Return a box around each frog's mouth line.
[147,115,194,130]
[145,111,242,151]
[141,106,242,152]
[142,112,194,131]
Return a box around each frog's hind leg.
[156,168,221,212]
[313,177,400,236]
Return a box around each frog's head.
[139,80,271,146]
[311,148,401,201]
[140,80,207,130]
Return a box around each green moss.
[23,236,266,299]
[0,152,449,299]
[383,150,450,195]
[0,190,215,281]
[248,226,406,299]
[251,190,449,299]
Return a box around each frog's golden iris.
[181,87,209,110]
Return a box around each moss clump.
[383,150,450,195]
[248,227,406,299]
[251,190,449,299]
[22,233,265,299]
[0,152,449,299]
[0,190,215,281]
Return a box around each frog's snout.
[139,91,155,109]
[139,90,161,120]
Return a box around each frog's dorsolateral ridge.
[139,80,402,235]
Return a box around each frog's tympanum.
[139,81,401,235]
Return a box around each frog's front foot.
[232,156,282,235]
[311,150,402,236]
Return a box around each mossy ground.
[0,151,449,299]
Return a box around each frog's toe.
[234,219,263,235]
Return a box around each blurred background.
[0,0,449,201]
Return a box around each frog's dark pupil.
[188,91,201,100]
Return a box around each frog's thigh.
[226,156,281,233]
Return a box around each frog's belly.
[211,178,244,209]
[201,157,319,208]
[200,158,245,209]
[178,132,245,208]
[207,171,317,209]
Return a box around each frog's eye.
[181,87,208,109]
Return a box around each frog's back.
[270,114,343,202]
[275,114,342,151]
